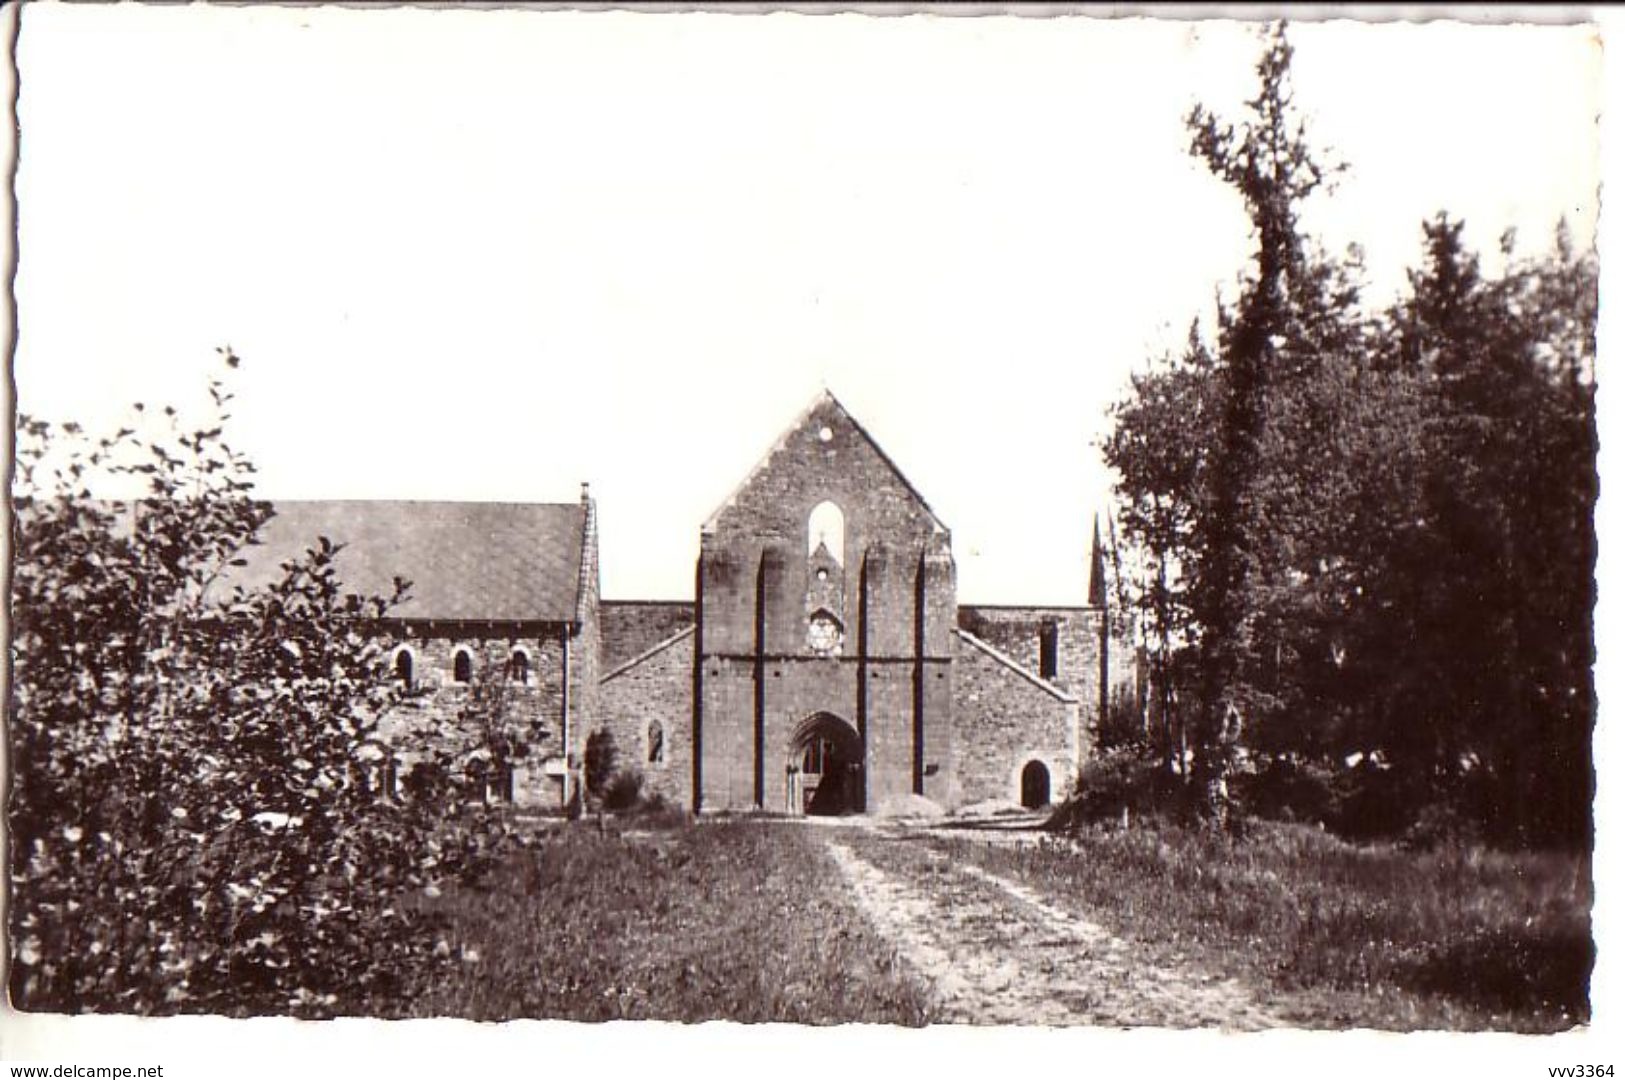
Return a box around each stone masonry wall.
[600,600,696,671]
[951,630,1082,807]
[598,627,695,806]
[706,394,946,636]
[697,545,755,810]
[759,658,861,812]
[376,628,573,809]
[695,539,957,812]
[1104,615,1139,716]
[956,605,1103,700]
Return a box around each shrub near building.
[8,360,513,1016]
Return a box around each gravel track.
[825,826,1285,1028]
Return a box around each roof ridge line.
[952,627,1078,703]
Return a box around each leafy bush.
[623,792,690,829]
[8,357,517,1016]
[1046,747,1188,832]
[584,730,619,799]
[1318,763,1422,841]
[1233,756,1337,826]
[601,769,644,812]
[1401,798,1486,852]
[1096,684,1148,752]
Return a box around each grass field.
[365,816,1588,1030]
[384,820,936,1024]
[898,820,1591,1032]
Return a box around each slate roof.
[216,501,587,623]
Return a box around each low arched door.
[1020,760,1051,810]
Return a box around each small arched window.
[648,721,665,765]
[510,648,531,685]
[453,647,473,684]
[394,647,414,688]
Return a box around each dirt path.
[824,827,1285,1028]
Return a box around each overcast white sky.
[12,6,1600,606]
[3,2,1617,1070]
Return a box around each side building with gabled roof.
[221,494,602,809]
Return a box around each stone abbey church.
[235,393,1135,815]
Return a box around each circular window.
[818,426,834,442]
[815,568,829,582]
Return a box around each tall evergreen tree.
[1182,23,1348,817]
[1101,31,1595,847]
[1390,216,1597,845]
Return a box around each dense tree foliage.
[1102,25,1595,848]
[9,354,523,1014]
[1103,325,1217,771]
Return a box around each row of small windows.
[393,646,532,688]
[355,748,515,805]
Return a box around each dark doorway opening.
[1020,760,1051,809]
[788,713,865,816]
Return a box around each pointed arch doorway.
[786,712,865,816]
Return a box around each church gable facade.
[693,393,958,814]
[600,392,1125,815]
